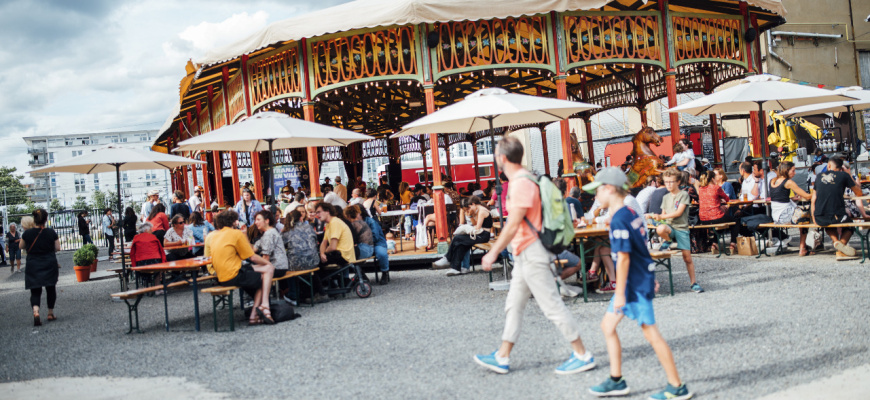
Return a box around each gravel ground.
[0,244,868,399]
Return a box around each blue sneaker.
[473,351,509,374]
[648,383,693,400]
[554,352,596,375]
[690,283,704,293]
[589,377,630,397]
[659,241,672,251]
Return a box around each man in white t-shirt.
[140,190,161,221]
[348,188,364,206]
[188,186,204,213]
[679,139,696,171]
[739,162,759,201]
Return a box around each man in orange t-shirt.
[474,136,595,376]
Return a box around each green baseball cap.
[581,167,630,194]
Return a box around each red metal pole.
[660,0,680,153]
[423,85,448,244]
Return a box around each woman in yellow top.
[398,182,412,205]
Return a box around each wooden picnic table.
[572,226,610,303]
[130,257,212,332]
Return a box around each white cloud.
[178,11,270,57]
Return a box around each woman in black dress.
[21,209,60,327]
[123,207,137,243]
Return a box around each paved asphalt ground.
[0,242,868,399]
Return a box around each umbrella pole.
[267,139,276,209]
[114,164,128,291]
[757,103,773,244]
[488,117,509,281]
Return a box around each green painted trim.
[416,25,430,82]
[561,173,578,178]
[231,110,246,124]
[560,10,659,17]
[663,71,676,76]
[664,4,676,70]
[310,74,424,98]
[432,185,444,190]
[674,58,747,69]
[669,12,742,21]
[565,59,665,72]
[432,64,556,82]
[250,93,304,112]
[551,12,565,74]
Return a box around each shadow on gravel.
[620,323,770,365]
[701,271,807,290]
[696,345,868,396]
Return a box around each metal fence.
[9,208,115,251]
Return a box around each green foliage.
[73,247,95,266]
[6,200,37,224]
[72,196,89,211]
[91,190,119,210]
[0,166,27,205]
[82,243,99,257]
[49,198,64,212]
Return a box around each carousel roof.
[198,0,786,66]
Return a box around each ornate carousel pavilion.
[153,0,786,242]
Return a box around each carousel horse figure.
[627,126,666,188]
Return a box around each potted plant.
[83,243,99,272]
[73,247,95,282]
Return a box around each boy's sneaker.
[589,377,630,397]
[445,269,462,276]
[648,383,692,400]
[659,241,672,251]
[690,283,704,293]
[554,351,595,375]
[473,351,509,374]
[596,282,616,294]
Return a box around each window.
[72,150,83,157]
[48,152,55,163]
[74,175,87,193]
[122,172,129,182]
[93,175,100,188]
[477,166,492,178]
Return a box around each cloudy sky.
[0,0,350,181]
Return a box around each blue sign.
[273,165,302,194]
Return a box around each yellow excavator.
[768,111,824,162]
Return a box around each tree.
[72,196,89,211]
[49,198,64,212]
[91,190,119,211]
[0,166,28,206]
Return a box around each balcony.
[28,158,47,167]
[27,148,46,155]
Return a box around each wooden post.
[472,140,480,184]
[659,0,679,153]
[710,114,721,165]
[211,152,224,206]
[540,127,550,176]
[423,85,448,244]
[740,1,761,157]
[584,117,595,166]
[303,103,321,198]
[251,152,263,201]
[230,152,240,202]
[555,76,576,189]
[422,149,429,186]
[444,137,452,182]
[199,153,211,207]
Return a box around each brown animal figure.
[627,126,666,188]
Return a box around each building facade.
[24,130,171,206]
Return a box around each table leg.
[162,272,170,332]
[191,270,200,332]
[579,240,588,303]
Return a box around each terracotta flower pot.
[74,265,91,282]
[90,259,98,272]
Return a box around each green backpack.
[520,173,576,254]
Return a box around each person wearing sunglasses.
[163,214,195,261]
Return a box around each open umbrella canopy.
[391,88,600,137]
[173,111,372,152]
[28,146,205,175]
[779,86,870,117]
[667,74,857,116]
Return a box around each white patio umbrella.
[780,87,870,160]
[668,74,857,162]
[392,87,600,286]
[29,146,207,289]
[174,112,372,207]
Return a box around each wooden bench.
[688,222,736,258]
[110,275,216,334]
[757,222,870,262]
[201,268,319,332]
[649,250,679,296]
